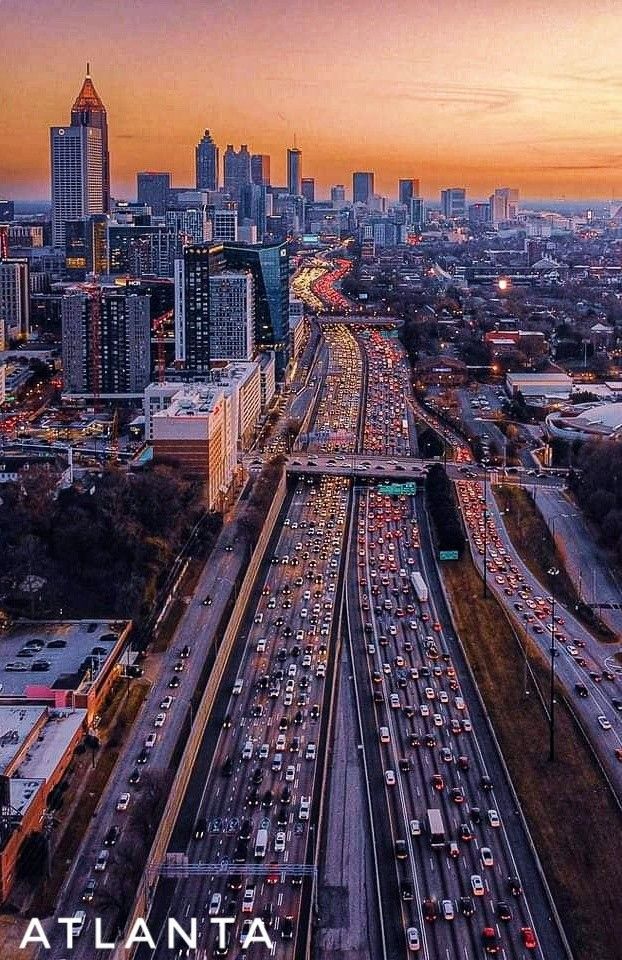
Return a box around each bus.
[254,828,268,859]
[426,808,445,848]
[411,572,428,604]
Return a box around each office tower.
[174,243,225,372]
[209,272,255,360]
[287,148,302,196]
[223,145,251,200]
[408,197,425,229]
[137,172,171,217]
[441,188,467,220]
[51,66,109,247]
[62,286,151,395]
[212,208,238,242]
[240,183,268,238]
[251,154,271,187]
[107,223,176,277]
[196,130,219,191]
[0,259,30,337]
[353,172,374,205]
[301,178,315,203]
[489,188,519,225]
[222,242,289,375]
[165,208,209,253]
[331,185,346,207]
[468,202,491,226]
[0,200,14,222]
[399,179,420,205]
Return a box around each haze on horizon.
[1,0,621,203]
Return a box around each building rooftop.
[0,706,47,775]
[0,621,126,698]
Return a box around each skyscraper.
[224,145,251,200]
[196,130,219,191]
[212,208,239,243]
[51,66,109,248]
[137,172,171,216]
[209,272,255,361]
[0,259,30,338]
[107,223,176,277]
[174,243,226,373]
[353,172,374,205]
[62,286,151,395]
[489,188,520,225]
[251,154,271,187]
[441,188,467,220]
[331,185,346,207]
[287,148,302,196]
[301,178,315,203]
[399,179,420,205]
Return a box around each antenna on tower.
[86,61,91,77]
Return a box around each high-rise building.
[398,179,420,205]
[209,272,255,360]
[251,154,271,187]
[353,172,374,205]
[223,145,251,200]
[287,148,302,196]
[107,223,176,277]
[0,259,30,338]
[222,242,289,375]
[331,185,346,207]
[408,197,425,229]
[468,202,491,226]
[441,188,467,220]
[165,207,209,252]
[489,188,519,225]
[137,172,171,217]
[212,208,239,243]
[240,183,268,237]
[0,200,14,222]
[301,178,315,203]
[174,243,226,373]
[51,66,109,248]
[62,286,151,396]
[195,130,219,191]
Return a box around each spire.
[72,68,106,116]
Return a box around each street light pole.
[548,566,559,762]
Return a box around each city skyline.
[2,0,622,202]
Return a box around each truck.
[254,828,268,859]
[411,572,428,604]
[426,808,445,848]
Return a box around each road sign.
[439,550,460,561]
[377,482,417,496]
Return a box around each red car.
[431,773,444,791]
[521,927,537,949]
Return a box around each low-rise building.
[506,372,572,400]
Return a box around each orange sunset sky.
[1,0,622,201]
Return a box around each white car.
[409,819,421,836]
[471,874,485,896]
[154,713,166,727]
[259,744,269,759]
[144,733,157,749]
[285,764,296,781]
[208,892,222,916]
[94,849,110,872]
[481,846,494,867]
[305,743,316,760]
[441,899,454,920]
[116,793,130,812]
[299,796,311,820]
[488,809,500,827]
[385,769,396,786]
[274,832,286,852]
[598,715,612,730]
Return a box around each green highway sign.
[378,482,417,496]
[439,550,460,561]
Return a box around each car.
[116,793,130,811]
[597,715,612,730]
[401,880,414,901]
[521,927,538,949]
[448,841,460,858]
[497,901,512,921]
[81,877,97,902]
[299,796,311,820]
[208,892,222,916]
[459,896,475,917]
[481,775,493,791]
[281,917,294,940]
[305,742,316,760]
[154,712,166,728]
[450,786,465,804]
[482,926,500,954]
[194,817,207,840]
[441,899,454,920]
[481,846,494,867]
[471,874,485,896]
[487,809,500,827]
[423,897,438,921]
[385,770,396,786]
[129,768,141,784]
[431,773,444,791]
[168,676,180,688]
[94,849,110,871]
[274,832,286,852]
[136,748,149,765]
[160,696,173,710]
[407,927,420,951]
[507,875,522,896]
[144,733,157,749]
[104,825,120,846]
[395,839,407,859]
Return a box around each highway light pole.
[548,566,559,762]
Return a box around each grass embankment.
[495,485,614,642]
[28,680,149,917]
[444,555,622,960]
